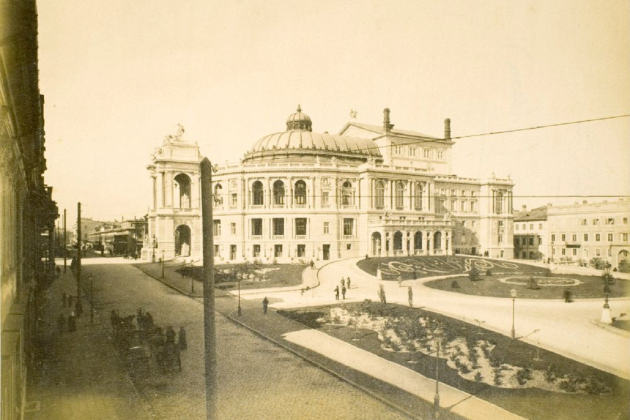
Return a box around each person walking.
[334,286,340,301]
[341,277,345,288]
[178,326,187,350]
[341,285,346,300]
[262,297,269,315]
[166,326,176,343]
[408,286,413,308]
[347,277,351,289]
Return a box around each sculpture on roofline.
[163,123,186,145]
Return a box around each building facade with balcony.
[513,205,548,260]
[146,107,514,262]
[547,199,630,269]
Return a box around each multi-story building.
[513,205,548,260]
[73,217,113,245]
[89,217,148,257]
[146,107,515,262]
[1,2,58,419]
[547,199,630,269]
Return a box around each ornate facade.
[147,107,514,262]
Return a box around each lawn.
[357,255,547,280]
[178,263,307,290]
[424,273,630,299]
[279,302,630,420]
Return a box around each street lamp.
[161,250,165,278]
[433,325,444,419]
[510,288,517,339]
[237,275,242,316]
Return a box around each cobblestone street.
[69,257,410,420]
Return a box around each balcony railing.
[251,235,262,240]
[272,235,284,240]
[295,235,306,240]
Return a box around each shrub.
[619,259,630,274]
[516,368,533,385]
[474,371,483,382]
[493,369,503,385]
[485,269,492,276]
[590,257,610,270]
[469,267,480,281]
[451,280,460,288]
[459,363,471,374]
[527,277,540,290]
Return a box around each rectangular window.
[437,150,444,159]
[498,221,504,227]
[522,223,526,230]
[539,223,543,229]
[273,218,284,236]
[623,233,629,242]
[607,233,613,242]
[624,217,628,225]
[230,245,236,260]
[584,234,589,242]
[596,234,601,242]
[572,249,577,256]
[515,225,519,231]
[253,244,260,257]
[529,224,533,230]
[252,219,263,236]
[213,220,221,236]
[561,234,566,241]
[593,219,600,225]
[274,244,283,258]
[297,244,305,257]
[423,148,431,158]
[322,191,329,206]
[561,248,566,255]
[394,145,403,155]
[214,244,220,257]
[498,235,503,244]
[295,218,307,236]
[343,218,354,236]
[551,234,556,242]
[596,248,601,256]
[323,222,330,234]
[528,237,534,246]
[581,219,587,226]
[606,218,615,225]
[231,223,236,235]
[409,147,416,157]
[552,248,556,255]
[470,201,476,213]
[572,234,577,242]
[231,193,237,206]
[471,221,476,228]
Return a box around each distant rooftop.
[514,206,548,221]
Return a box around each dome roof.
[243,106,382,162]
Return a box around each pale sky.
[37,0,630,224]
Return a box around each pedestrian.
[262,297,269,315]
[341,285,346,300]
[57,313,66,334]
[145,312,154,330]
[347,277,351,289]
[408,286,413,308]
[310,260,315,270]
[165,326,176,343]
[68,312,77,332]
[334,286,340,301]
[75,299,83,317]
[563,289,572,303]
[62,292,67,308]
[341,277,345,288]
[397,275,402,288]
[178,326,187,350]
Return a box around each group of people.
[57,292,84,334]
[334,276,351,300]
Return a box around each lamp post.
[510,288,517,339]
[161,250,165,278]
[237,276,242,316]
[433,325,444,419]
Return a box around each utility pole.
[201,158,218,420]
[77,202,82,300]
[63,209,67,272]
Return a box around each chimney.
[582,200,588,204]
[522,205,527,211]
[383,108,394,133]
[444,118,451,140]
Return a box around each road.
[81,257,409,420]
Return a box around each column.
[426,231,432,255]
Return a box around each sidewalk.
[25,262,153,420]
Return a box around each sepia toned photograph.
[1,1,629,419]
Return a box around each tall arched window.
[294,180,306,205]
[214,183,223,206]
[252,181,264,205]
[174,173,191,209]
[393,231,403,251]
[395,182,405,209]
[342,181,354,206]
[273,180,285,205]
[414,182,423,210]
[496,191,504,214]
[375,181,385,209]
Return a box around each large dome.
[243,106,382,163]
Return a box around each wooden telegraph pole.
[63,209,67,272]
[201,158,218,420]
[77,202,82,300]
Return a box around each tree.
[452,221,480,255]
[469,267,480,281]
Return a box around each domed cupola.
[286,105,312,132]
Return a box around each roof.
[340,122,441,139]
[514,206,548,222]
[246,130,382,158]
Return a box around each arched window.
[214,183,223,206]
[414,231,423,250]
[342,181,354,206]
[252,181,264,205]
[375,181,385,209]
[414,182,423,210]
[294,180,306,205]
[174,173,191,209]
[273,180,285,205]
[393,231,403,251]
[496,191,504,214]
[395,182,405,209]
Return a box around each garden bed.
[357,256,547,280]
[278,302,630,420]
[425,273,630,299]
[178,263,306,290]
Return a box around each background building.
[513,205,548,261]
[547,199,630,270]
[73,217,112,246]
[90,217,147,257]
[147,107,514,262]
[1,2,58,419]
